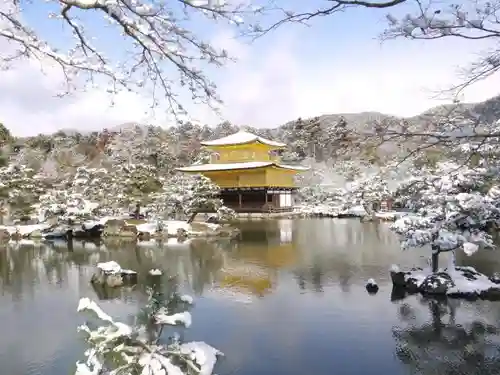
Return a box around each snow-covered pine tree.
[391,160,500,272]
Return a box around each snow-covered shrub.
[148,174,235,222]
[0,164,49,219]
[347,173,391,213]
[75,289,223,375]
[297,185,347,209]
[183,175,235,221]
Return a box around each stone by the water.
[365,278,379,294]
[390,266,500,301]
[419,272,454,295]
[149,268,162,276]
[91,261,138,288]
[72,224,104,239]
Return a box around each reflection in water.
[393,296,500,375]
[1,219,500,375]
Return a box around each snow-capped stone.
[97,261,122,274]
[365,278,379,294]
[92,261,137,287]
[390,266,500,300]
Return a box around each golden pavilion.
[176,130,308,213]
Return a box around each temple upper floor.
[201,131,286,164]
[209,147,282,163]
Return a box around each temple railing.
[197,205,293,213]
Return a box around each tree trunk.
[431,233,440,273]
[187,212,197,224]
[431,251,439,273]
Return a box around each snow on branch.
[0,0,259,114]
[345,105,500,172]
[384,0,500,41]
[75,290,223,375]
[242,0,500,97]
[382,0,500,96]
[244,0,406,38]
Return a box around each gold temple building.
[176,130,308,213]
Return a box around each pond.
[1,218,500,375]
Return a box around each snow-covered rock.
[102,219,238,239]
[390,265,500,300]
[91,261,137,287]
[365,278,379,294]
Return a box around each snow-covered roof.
[200,131,286,148]
[176,161,309,172]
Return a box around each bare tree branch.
[0,0,261,118]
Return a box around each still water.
[1,218,500,375]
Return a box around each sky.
[1,0,500,136]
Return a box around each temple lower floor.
[219,187,296,213]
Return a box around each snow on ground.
[448,267,497,295]
[295,203,407,221]
[295,204,341,217]
[340,205,367,217]
[393,265,500,299]
[374,211,408,221]
[0,217,228,241]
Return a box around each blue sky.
[2,0,499,136]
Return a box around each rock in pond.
[73,222,104,239]
[149,268,163,276]
[42,226,72,240]
[365,278,379,294]
[90,261,137,288]
[390,265,500,301]
[101,218,240,240]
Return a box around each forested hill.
[2,93,500,174]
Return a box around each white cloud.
[209,30,500,127]
[1,25,500,136]
[0,59,158,137]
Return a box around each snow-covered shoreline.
[0,217,240,242]
[295,204,407,221]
